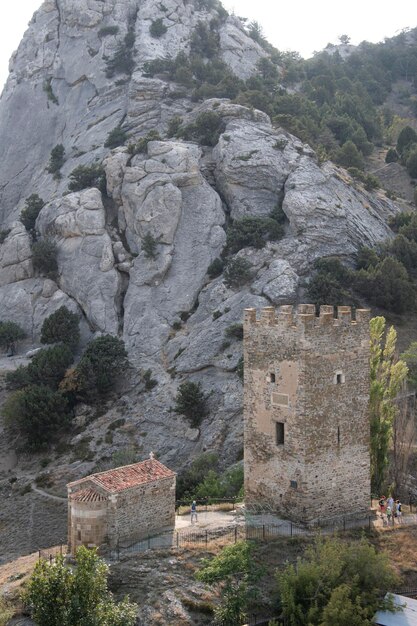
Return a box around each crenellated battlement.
[243,304,370,330]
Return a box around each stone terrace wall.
[244,305,371,523]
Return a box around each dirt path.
[30,484,66,503]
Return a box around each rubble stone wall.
[243,305,370,522]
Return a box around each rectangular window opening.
[270,372,276,383]
[276,421,285,445]
[336,373,342,384]
[290,480,298,489]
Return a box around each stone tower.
[243,304,371,523]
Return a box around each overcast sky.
[1,0,417,89]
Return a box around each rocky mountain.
[0,0,403,497]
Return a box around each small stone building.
[67,455,176,554]
[243,304,371,523]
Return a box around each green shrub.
[40,306,80,351]
[142,232,158,259]
[207,257,224,278]
[389,234,417,272]
[21,194,45,233]
[348,167,380,190]
[355,257,415,313]
[396,125,417,157]
[212,310,222,320]
[226,216,284,253]
[47,144,65,179]
[104,126,128,148]
[150,18,167,38]
[190,21,219,59]
[314,257,351,284]
[24,546,137,625]
[3,385,70,448]
[336,140,364,169]
[6,344,74,390]
[105,28,135,77]
[306,272,351,308]
[43,78,59,105]
[174,381,207,427]
[401,341,417,390]
[406,148,417,178]
[32,239,58,279]
[68,163,106,193]
[388,212,413,233]
[356,246,381,270]
[76,335,128,399]
[385,147,398,163]
[0,229,10,244]
[167,115,183,138]
[278,536,398,626]
[128,130,161,155]
[224,257,253,288]
[0,597,14,625]
[108,418,126,431]
[98,25,119,37]
[178,111,225,147]
[225,323,243,339]
[143,369,157,390]
[0,321,25,354]
[176,452,219,498]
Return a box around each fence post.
[205,530,208,546]
[369,515,371,530]
[38,550,41,561]
[290,521,293,538]
[176,531,179,548]
[148,535,151,549]
[234,526,237,544]
[343,517,346,532]
[263,525,265,540]
[116,540,120,561]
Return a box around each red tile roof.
[71,488,108,503]
[67,459,176,494]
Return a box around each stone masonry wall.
[69,500,108,554]
[114,476,176,546]
[244,305,370,523]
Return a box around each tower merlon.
[243,304,371,329]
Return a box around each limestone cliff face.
[0,0,400,471]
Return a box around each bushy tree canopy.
[24,546,137,626]
[2,385,71,448]
[278,536,398,626]
[0,321,25,353]
[6,344,74,391]
[20,194,45,233]
[174,380,207,427]
[41,306,80,351]
[76,335,128,398]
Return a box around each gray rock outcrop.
[0,0,402,487]
[37,188,121,334]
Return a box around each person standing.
[386,505,392,526]
[396,500,402,524]
[379,496,386,520]
[387,495,394,512]
[191,500,198,524]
